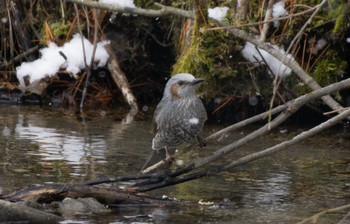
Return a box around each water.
[0,105,349,223]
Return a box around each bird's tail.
[140,148,175,174]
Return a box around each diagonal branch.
[129,77,350,191]
[213,19,345,115]
[130,79,350,191]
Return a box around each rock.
[59,197,110,218]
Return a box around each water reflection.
[243,172,291,205]
[0,105,349,223]
[16,117,107,165]
[0,106,150,181]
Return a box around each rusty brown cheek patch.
[170,83,181,99]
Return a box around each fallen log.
[0,183,180,206]
[0,199,63,223]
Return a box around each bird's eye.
[178,81,185,85]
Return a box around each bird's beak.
[191,78,204,85]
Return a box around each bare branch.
[213,19,345,114]
[260,0,275,42]
[131,77,350,191]
[297,203,350,224]
[65,0,194,19]
[285,0,327,54]
[80,8,100,113]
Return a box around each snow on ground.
[241,42,294,79]
[16,34,109,88]
[208,7,229,21]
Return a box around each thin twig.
[285,0,327,55]
[66,0,194,19]
[213,19,345,115]
[297,203,350,224]
[0,45,39,70]
[208,4,323,31]
[260,0,275,42]
[80,8,100,112]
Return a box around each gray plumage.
[141,73,207,172]
[152,73,207,150]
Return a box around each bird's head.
[164,73,204,99]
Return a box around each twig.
[74,4,88,67]
[206,103,286,141]
[323,107,350,115]
[82,174,160,186]
[285,0,327,55]
[0,45,39,70]
[65,0,194,19]
[79,8,99,113]
[140,159,167,174]
[131,77,350,191]
[297,203,350,224]
[208,4,323,31]
[213,19,345,115]
[133,103,350,191]
[260,0,275,42]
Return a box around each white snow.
[272,1,288,18]
[208,7,229,21]
[272,1,288,27]
[241,42,294,79]
[16,34,109,88]
[311,38,327,54]
[99,0,136,8]
[189,117,199,125]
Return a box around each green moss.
[327,0,350,37]
[310,53,347,87]
[172,4,241,98]
[40,20,75,41]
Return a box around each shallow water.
[0,105,349,223]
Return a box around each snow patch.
[272,1,288,27]
[16,34,109,88]
[208,7,229,21]
[99,0,136,8]
[311,38,327,55]
[241,42,294,79]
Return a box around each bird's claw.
[197,136,207,148]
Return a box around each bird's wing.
[152,98,165,133]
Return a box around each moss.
[326,0,350,37]
[40,20,75,41]
[310,53,347,87]
[172,3,241,98]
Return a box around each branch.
[297,203,350,224]
[130,77,350,191]
[213,19,345,114]
[208,2,323,30]
[80,8,99,113]
[65,0,194,19]
[206,103,286,141]
[259,0,275,42]
[285,0,327,54]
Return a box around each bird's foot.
[164,148,175,164]
[197,136,207,148]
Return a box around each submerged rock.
[58,197,110,217]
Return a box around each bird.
[141,73,207,172]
